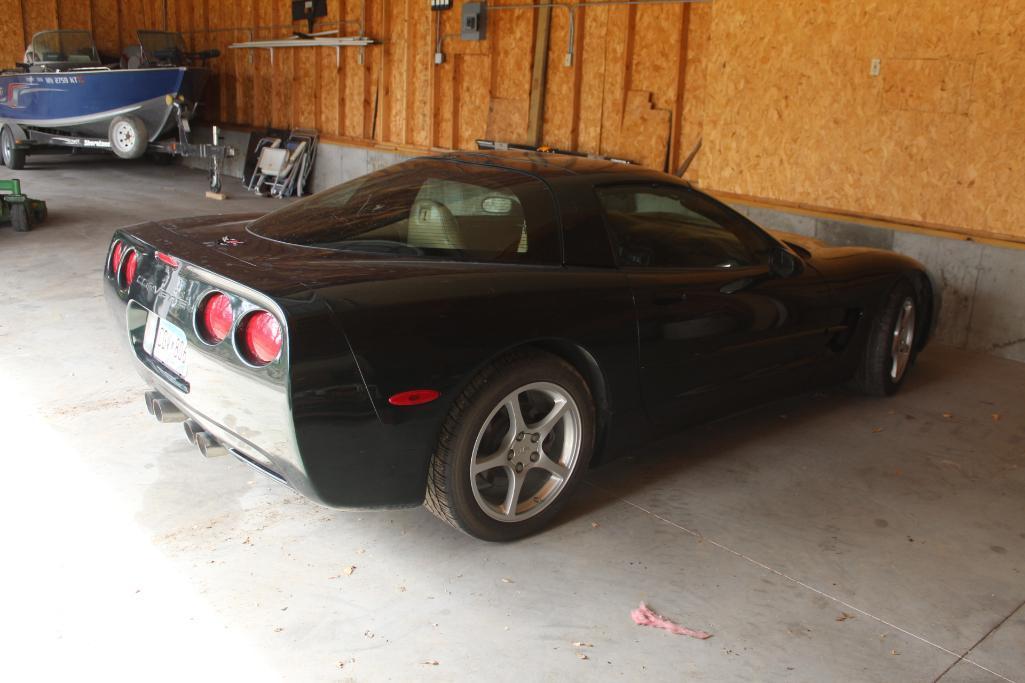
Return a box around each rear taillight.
[110,240,124,275]
[196,292,234,344]
[238,310,282,365]
[121,250,138,289]
[156,251,179,268]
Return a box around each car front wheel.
[856,279,920,396]
[425,351,595,541]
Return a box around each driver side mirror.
[770,246,803,278]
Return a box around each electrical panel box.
[461,2,486,41]
[430,0,452,10]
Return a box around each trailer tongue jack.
[148,98,234,194]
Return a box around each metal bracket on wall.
[229,34,376,68]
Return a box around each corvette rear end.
[104,222,301,483]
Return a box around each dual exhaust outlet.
[144,390,227,458]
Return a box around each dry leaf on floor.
[872,427,884,433]
[992,413,1002,422]
[501,578,513,583]
[942,412,954,419]
[344,565,356,576]
[836,612,855,622]
[576,653,589,660]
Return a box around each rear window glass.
[248,159,561,264]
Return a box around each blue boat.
[0,30,211,167]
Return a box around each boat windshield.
[138,31,187,61]
[28,31,99,65]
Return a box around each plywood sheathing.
[701,0,1025,242]
[4,0,1025,242]
[0,0,26,70]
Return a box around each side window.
[596,184,773,269]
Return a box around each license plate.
[144,313,189,380]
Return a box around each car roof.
[431,149,664,181]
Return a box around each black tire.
[855,279,920,396]
[108,115,147,159]
[11,204,30,232]
[1,126,26,170]
[425,350,596,541]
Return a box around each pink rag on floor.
[630,602,712,640]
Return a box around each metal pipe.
[144,390,161,416]
[152,398,186,423]
[182,419,204,445]
[196,431,228,458]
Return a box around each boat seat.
[121,46,143,69]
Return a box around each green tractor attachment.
[0,179,47,232]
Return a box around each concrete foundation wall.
[185,130,1024,364]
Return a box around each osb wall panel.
[6,1,1022,241]
[700,0,1025,241]
[3,0,704,175]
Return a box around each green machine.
[0,179,47,232]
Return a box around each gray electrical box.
[461,2,486,41]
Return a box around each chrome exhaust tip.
[182,419,203,445]
[152,398,186,423]
[144,390,161,415]
[195,431,228,458]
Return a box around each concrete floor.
[1,157,1023,682]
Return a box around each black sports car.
[104,152,936,541]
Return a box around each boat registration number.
[142,312,189,380]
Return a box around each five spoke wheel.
[890,296,916,382]
[470,382,581,522]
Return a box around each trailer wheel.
[1,126,26,170]
[109,115,147,160]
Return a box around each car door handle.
[653,290,688,305]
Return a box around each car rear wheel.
[425,351,595,541]
[856,279,919,396]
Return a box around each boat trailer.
[0,98,232,193]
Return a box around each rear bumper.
[105,266,311,494]
[103,228,435,509]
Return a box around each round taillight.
[238,310,282,365]
[197,292,234,344]
[121,250,138,289]
[110,240,124,275]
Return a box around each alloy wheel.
[890,296,916,381]
[469,382,582,522]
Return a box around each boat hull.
[0,67,208,141]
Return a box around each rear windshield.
[248,159,561,264]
